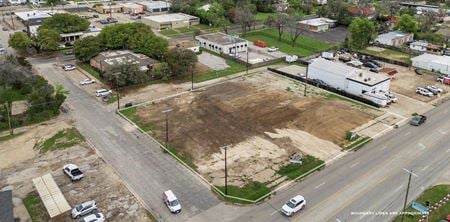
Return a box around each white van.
[163,190,181,214]
[95,89,112,97]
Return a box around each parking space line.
[393,185,403,193]
[349,162,359,169]
[421,164,430,171]
[314,182,326,190]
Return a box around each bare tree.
[234,6,255,36]
[266,13,289,41]
[418,11,440,32]
[286,14,304,46]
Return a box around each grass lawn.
[277,155,325,180]
[194,57,247,83]
[23,192,50,222]
[255,12,275,21]
[160,29,179,36]
[167,144,197,170]
[358,47,412,64]
[120,107,157,132]
[217,181,271,204]
[34,128,85,153]
[243,29,336,57]
[0,132,24,142]
[392,185,450,222]
[77,62,102,80]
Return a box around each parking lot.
[236,42,287,65]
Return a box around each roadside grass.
[243,29,336,56]
[392,185,450,222]
[77,62,102,81]
[146,210,158,222]
[343,136,372,151]
[0,132,24,142]
[166,144,197,170]
[277,155,325,180]
[34,128,85,153]
[119,107,157,132]
[216,181,271,204]
[358,47,412,64]
[255,12,275,21]
[160,29,179,36]
[23,192,50,222]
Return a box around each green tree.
[103,63,149,87]
[34,28,60,52]
[266,13,289,41]
[152,62,171,80]
[40,14,89,33]
[164,48,198,77]
[347,18,377,50]
[0,86,16,135]
[396,14,417,33]
[129,32,168,59]
[73,36,102,62]
[8,32,32,51]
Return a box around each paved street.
[29,54,449,222]
[29,59,221,222]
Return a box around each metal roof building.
[412,53,450,75]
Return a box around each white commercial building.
[142,13,199,30]
[374,31,413,47]
[195,32,248,54]
[298,17,336,32]
[411,53,450,75]
[138,1,171,13]
[308,58,391,107]
[15,10,65,35]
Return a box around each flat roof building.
[375,31,413,47]
[15,10,65,35]
[412,53,450,75]
[138,1,171,13]
[195,32,248,54]
[298,17,336,32]
[90,50,158,73]
[95,5,123,14]
[120,2,144,14]
[142,13,199,30]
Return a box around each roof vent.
[359,72,363,77]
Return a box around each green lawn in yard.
[160,29,179,36]
[243,29,336,57]
[120,107,157,132]
[392,185,450,222]
[34,128,85,153]
[277,155,325,180]
[77,62,102,80]
[217,181,271,204]
[358,47,412,64]
[23,192,50,222]
[176,26,200,33]
[255,12,275,21]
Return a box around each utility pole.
[162,109,172,148]
[220,145,231,195]
[304,64,309,96]
[5,103,13,136]
[109,0,112,19]
[246,48,249,75]
[114,73,120,110]
[191,68,194,91]
[401,168,418,222]
[9,10,14,30]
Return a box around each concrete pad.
[383,93,434,117]
[198,52,229,71]
[358,122,390,138]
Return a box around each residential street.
[30,56,449,222]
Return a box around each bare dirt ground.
[133,72,377,186]
[381,63,450,102]
[0,120,150,222]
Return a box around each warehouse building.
[90,50,158,73]
[411,53,450,75]
[374,31,413,47]
[138,1,171,13]
[195,32,248,54]
[308,58,391,107]
[142,13,199,30]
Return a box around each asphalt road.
[29,58,221,222]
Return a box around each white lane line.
[314,182,326,190]
[350,162,360,168]
[422,164,430,171]
[403,131,411,137]
[394,185,404,193]
[447,148,450,153]
[417,143,426,150]
[360,213,368,219]
[439,129,447,135]
[270,209,281,216]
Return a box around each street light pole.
[191,68,194,91]
[401,168,418,222]
[220,145,231,195]
[162,109,172,148]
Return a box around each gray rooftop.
[195,32,247,46]
[376,31,411,42]
[0,190,14,222]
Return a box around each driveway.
[29,59,220,222]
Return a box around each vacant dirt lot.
[383,63,450,102]
[0,120,150,222]
[133,72,377,186]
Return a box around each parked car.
[425,85,443,95]
[63,164,84,181]
[63,64,76,71]
[107,17,118,23]
[80,78,96,85]
[163,190,181,214]
[416,87,433,97]
[72,200,97,219]
[281,195,306,216]
[410,115,426,126]
[338,55,351,62]
[79,213,105,222]
[267,47,279,52]
[368,60,381,67]
[99,20,109,24]
[2,27,8,31]
[369,68,378,73]
[437,76,450,85]
[313,79,327,86]
[363,62,378,69]
[415,68,424,75]
[95,89,112,97]
[93,14,99,18]
[385,92,398,103]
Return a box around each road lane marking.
[350,162,360,168]
[403,131,411,137]
[314,182,326,190]
[422,164,430,171]
[360,213,368,219]
[270,208,281,216]
[394,185,404,193]
[417,143,426,150]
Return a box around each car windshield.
[76,205,83,211]
[71,169,82,175]
[286,200,296,208]
[169,200,179,206]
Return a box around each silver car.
[72,200,97,219]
